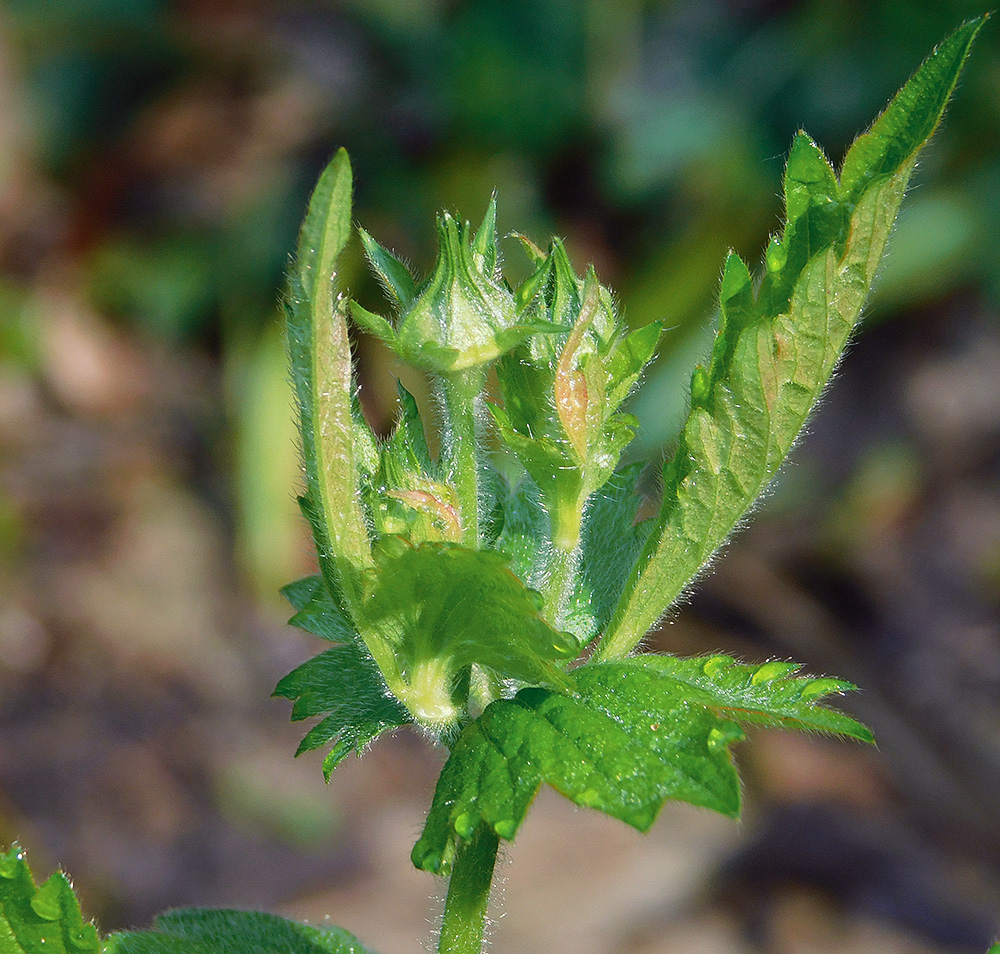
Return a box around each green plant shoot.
[1,18,985,954]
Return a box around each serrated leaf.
[282,575,358,644]
[285,149,372,608]
[412,655,869,873]
[273,642,410,774]
[104,909,377,954]
[0,845,99,954]
[595,18,985,661]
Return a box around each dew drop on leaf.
[701,655,732,677]
[68,924,99,950]
[494,819,517,839]
[750,660,799,685]
[30,880,62,921]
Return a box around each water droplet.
[798,677,848,701]
[494,819,517,840]
[765,238,787,273]
[30,880,62,921]
[750,660,799,685]
[707,724,743,751]
[416,849,441,872]
[453,813,476,838]
[701,655,732,677]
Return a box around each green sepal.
[348,300,398,348]
[470,192,499,277]
[412,655,870,874]
[358,227,417,310]
[104,909,378,954]
[0,845,100,954]
[595,18,986,661]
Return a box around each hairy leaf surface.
[285,148,372,610]
[412,656,867,873]
[105,909,377,954]
[596,18,985,660]
[0,845,99,954]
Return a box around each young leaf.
[412,655,866,874]
[104,909,378,954]
[0,845,100,954]
[357,537,579,725]
[285,149,372,612]
[282,574,358,644]
[594,17,985,661]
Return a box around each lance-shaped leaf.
[595,18,985,661]
[411,655,869,875]
[357,537,579,726]
[285,148,372,610]
[105,909,378,954]
[0,845,100,954]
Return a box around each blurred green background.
[1,1,999,952]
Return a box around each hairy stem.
[437,825,500,954]
[438,368,486,546]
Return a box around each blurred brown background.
[1,1,999,951]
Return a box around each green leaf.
[357,537,578,724]
[840,18,985,203]
[595,18,986,661]
[482,470,551,589]
[285,148,372,610]
[282,574,358,644]
[104,909,378,954]
[412,655,868,874]
[0,845,99,954]
[273,643,410,777]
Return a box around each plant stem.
[438,825,500,954]
[438,368,486,546]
